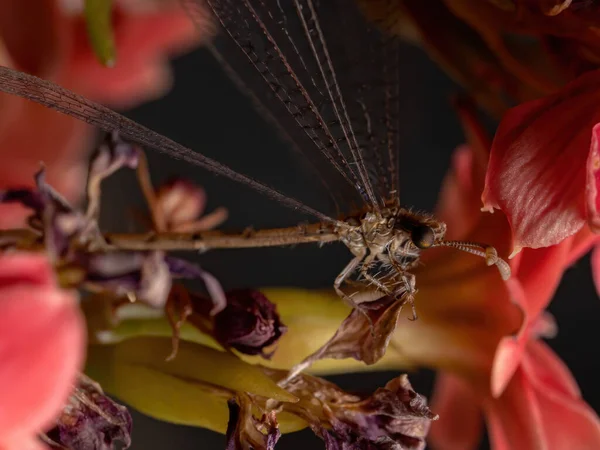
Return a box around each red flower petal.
[429,373,483,450]
[435,100,494,240]
[435,145,481,240]
[486,342,600,450]
[0,0,68,76]
[491,334,524,398]
[523,340,580,399]
[0,252,55,287]
[485,370,549,450]
[591,245,600,298]
[65,8,202,107]
[482,69,600,254]
[564,225,599,267]
[491,239,571,398]
[586,124,600,231]
[0,254,85,448]
[489,276,534,398]
[512,238,573,317]
[0,99,91,228]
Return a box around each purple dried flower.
[218,370,436,450]
[213,289,287,357]
[277,373,437,450]
[82,251,172,307]
[0,167,88,258]
[44,375,132,450]
[88,132,139,181]
[165,256,226,314]
[0,187,45,211]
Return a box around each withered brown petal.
[287,296,404,378]
[225,394,281,450]
[44,374,132,450]
[275,372,436,450]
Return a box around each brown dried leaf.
[286,296,405,380]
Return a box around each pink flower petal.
[586,124,600,232]
[0,100,91,228]
[435,145,481,240]
[429,373,483,450]
[435,101,493,240]
[482,69,600,253]
[0,0,67,76]
[512,240,573,317]
[0,254,85,448]
[565,225,599,267]
[491,257,567,399]
[491,335,524,398]
[2,435,47,450]
[523,340,580,399]
[0,253,55,286]
[485,370,548,450]
[523,341,600,449]
[487,343,600,450]
[65,8,202,107]
[453,98,492,192]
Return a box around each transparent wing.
[0,65,337,224]
[185,0,402,214]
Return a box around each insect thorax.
[336,207,447,268]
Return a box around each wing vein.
[0,65,338,224]
[296,0,382,210]
[208,0,369,204]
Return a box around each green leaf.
[85,337,306,433]
[84,0,116,67]
[95,289,408,375]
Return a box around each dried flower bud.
[44,374,132,450]
[153,178,228,233]
[156,179,206,230]
[213,289,287,357]
[163,288,285,360]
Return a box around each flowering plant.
[1,1,600,450]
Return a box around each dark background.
[102,38,600,450]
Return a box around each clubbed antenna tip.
[435,240,511,281]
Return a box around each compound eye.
[412,225,435,249]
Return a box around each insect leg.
[399,273,418,321]
[359,253,395,297]
[334,251,366,309]
[387,247,419,320]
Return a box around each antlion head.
[395,210,510,280]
